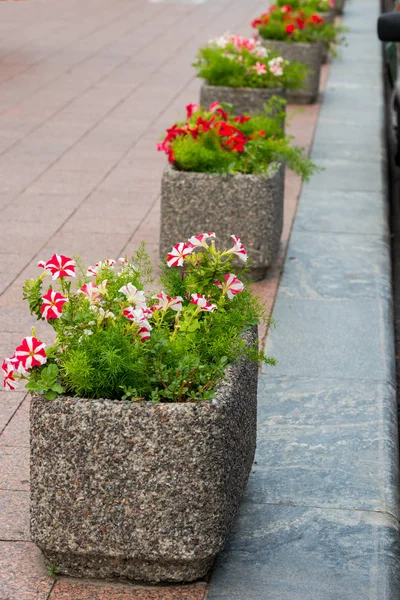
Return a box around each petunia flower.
[97,280,109,295]
[188,232,215,249]
[79,283,103,305]
[13,337,47,371]
[167,243,193,268]
[226,235,248,263]
[186,103,200,118]
[38,254,76,279]
[123,306,151,328]
[253,61,267,75]
[41,289,68,319]
[190,294,217,312]
[138,327,151,342]
[119,283,147,307]
[152,292,183,312]
[214,273,244,300]
[286,24,295,34]
[86,259,116,277]
[2,363,17,390]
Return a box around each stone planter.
[320,10,335,63]
[160,163,285,281]
[334,0,345,15]
[261,40,323,104]
[200,83,286,117]
[30,331,258,584]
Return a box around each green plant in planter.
[2,240,276,403]
[193,33,307,90]
[252,5,345,52]
[276,0,334,11]
[157,98,318,179]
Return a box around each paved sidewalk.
[0,0,325,599]
[208,1,400,599]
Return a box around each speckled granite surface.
[30,331,258,583]
[160,164,285,280]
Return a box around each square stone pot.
[320,11,335,63]
[30,329,258,584]
[160,163,285,281]
[200,83,286,117]
[262,40,323,104]
[334,0,345,15]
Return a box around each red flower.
[234,115,251,124]
[38,254,76,279]
[41,289,68,320]
[215,122,239,137]
[209,102,229,120]
[296,18,305,29]
[226,134,247,153]
[13,337,47,371]
[286,23,295,34]
[186,103,200,118]
[311,13,325,24]
[281,4,293,12]
[196,116,214,132]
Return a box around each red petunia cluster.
[158,103,256,163]
[252,5,325,35]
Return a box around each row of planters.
[2,0,346,587]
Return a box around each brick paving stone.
[0,490,30,540]
[50,581,207,600]
[0,395,29,447]
[0,542,54,600]
[0,445,30,491]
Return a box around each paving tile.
[253,376,399,515]
[0,445,30,491]
[264,296,395,384]
[0,396,29,447]
[279,230,391,300]
[303,158,384,193]
[208,505,400,600]
[50,581,207,600]
[294,189,388,235]
[0,392,26,434]
[0,541,54,600]
[0,489,30,540]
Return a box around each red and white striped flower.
[2,360,17,391]
[138,326,151,342]
[119,283,147,307]
[41,289,68,319]
[167,243,193,268]
[79,283,103,305]
[188,232,216,249]
[13,337,47,371]
[190,294,217,312]
[123,306,151,327]
[38,254,76,279]
[86,259,116,277]
[226,235,248,262]
[253,61,267,75]
[214,273,244,300]
[153,291,183,312]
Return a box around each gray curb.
[207,0,400,598]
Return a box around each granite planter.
[261,40,323,104]
[200,83,286,117]
[30,332,258,584]
[334,0,345,15]
[160,163,285,281]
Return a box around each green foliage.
[19,240,276,403]
[168,99,318,180]
[193,37,307,90]
[23,276,45,321]
[26,364,65,401]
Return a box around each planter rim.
[261,38,322,49]
[202,82,285,94]
[165,162,283,180]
